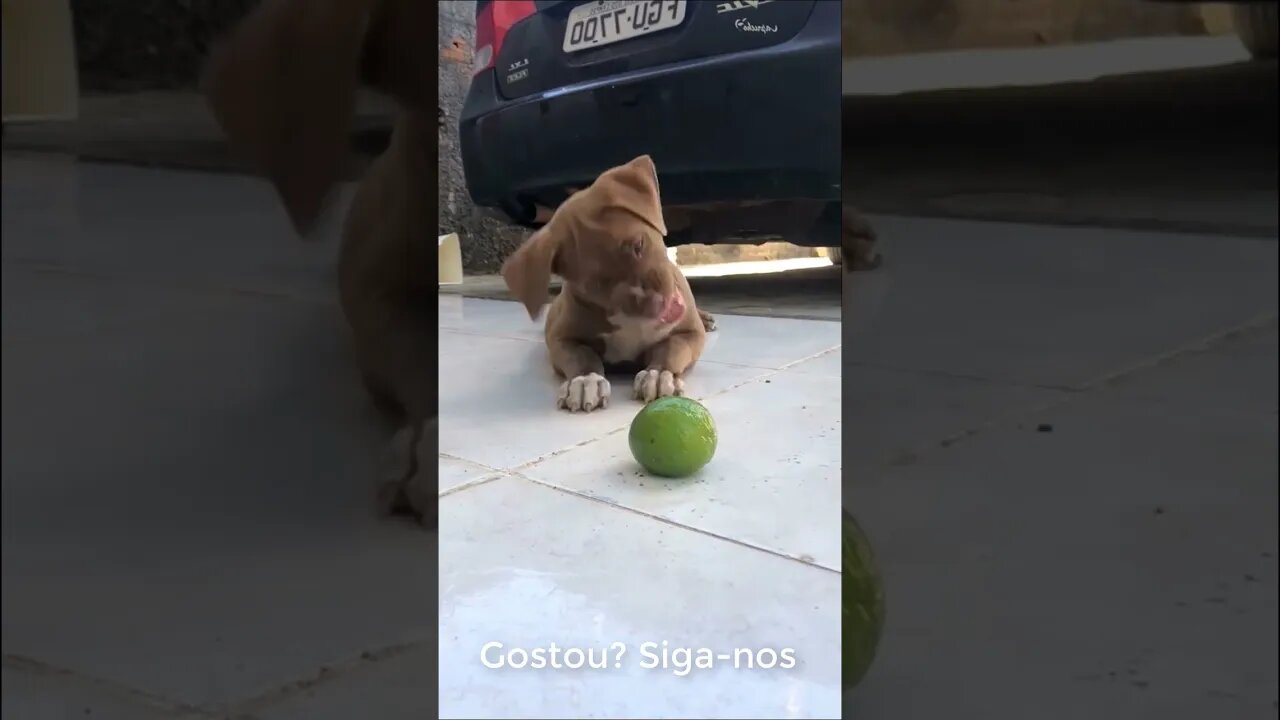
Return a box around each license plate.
[562,0,687,54]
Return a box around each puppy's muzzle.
[656,292,685,324]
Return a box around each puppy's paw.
[698,309,717,332]
[634,369,684,403]
[558,373,611,412]
[376,422,435,528]
[842,206,884,273]
[851,248,884,271]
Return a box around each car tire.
[499,196,537,227]
[1233,2,1279,59]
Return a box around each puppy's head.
[202,0,433,236]
[502,155,684,324]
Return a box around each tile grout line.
[511,423,634,472]
[872,312,1279,471]
[776,344,842,371]
[1074,311,1278,392]
[501,346,842,476]
[507,363,794,474]
[438,451,505,474]
[3,654,212,718]
[843,358,1079,392]
[438,346,844,567]
[437,332,844,564]
[507,470,842,574]
[438,472,506,498]
[437,452,514,497]
[695,357,789,370]
[441,345,837,496]
[8,639,434,720]
[221,640,426,717]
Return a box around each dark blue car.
[459,0,842,249]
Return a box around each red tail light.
[474,0,537,78]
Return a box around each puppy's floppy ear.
[502,226,563,321]
[202,0,377,236]
[597,154,668,236]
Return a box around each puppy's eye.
[623,237,644,258]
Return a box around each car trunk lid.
[481,0,818,101]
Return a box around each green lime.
[843,509,885,689]
[628,397,717,478]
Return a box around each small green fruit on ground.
[843,509,885,690]
[628,396,717,478]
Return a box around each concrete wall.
[437,0,528,273]
[843,0,1217,57]
[70,0,258,91]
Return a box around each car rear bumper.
[459,2,840,224]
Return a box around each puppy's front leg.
[549,340,611,412]
[377,417,435,528]
[360,304,438,528]
[842,205,883,272]
[635,331,704,403]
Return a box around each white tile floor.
[438,296,843,719]
[6,156,1273,719]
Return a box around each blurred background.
[841,0,1276,238]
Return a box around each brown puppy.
[202,0,437,526]
[502,156,709,413]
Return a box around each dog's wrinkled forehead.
[500,155,671,320]
[576,155,668,237]
[553,156,672,286]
